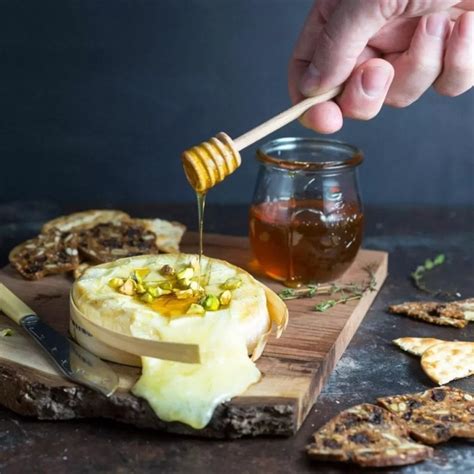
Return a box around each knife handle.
[0,283,36,324]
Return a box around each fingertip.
[300,101,343,134]
[338,59,393,120]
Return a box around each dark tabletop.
[0,201,473,474]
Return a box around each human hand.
[289,0,474,133]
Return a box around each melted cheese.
[132,314,260,428]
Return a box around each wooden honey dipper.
[182,86,342,192]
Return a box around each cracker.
[9,231,79,280]
[393,337,446,356]
[378,387,474,444]
[42,210,130,233]
[306,403,432,467]
[138,218,186,253]
[78,222,160,264]
[73,262,92,280]
[388,302,469,328]
[421,341,474,385]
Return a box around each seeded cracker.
[9,231,80,280]
[388,301,470,328]
[306,404,432,467]
[378,387,474,445]
[420,341,474,385]
[78,222,160,263]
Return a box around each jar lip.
[256,137,363,171]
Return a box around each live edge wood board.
[0,233,387,438]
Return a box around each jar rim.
[256,137,363,171]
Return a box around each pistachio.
[219,290,232,306]
[177,266,194,280]
[159,281,173,291]
[148,286,171,297]
[109,277,124,289]
[189,256,200,274]
[189,280,201,291]
[177,278,192,289]
[135,283,147,294]
[202,295,220,311]
[398,402,407,411]
[119,278,136,296]
[389,403,399,412]
[186,303,206,316]
[159,264,175,277]
[174,289,194,300]
[140,293,154,304]
[132,267,150,283]
[221,277,242,290]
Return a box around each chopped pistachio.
[109,277,124,289]
[177,266,194,280]
[219,290,232,306]
[148,286,171,297]
[221,277,242,291]
[189,256,200,274]
[140,293,154,304]
[119,278,136,296]
[202,295,220,311]
[174,289,194,300]
[159,264,175,277]
[0,328,13,337]
[132,267,150,283]
[177,278,192,289]
[189,280,201,291]
[186,303,205,316]
[159,281,173,291]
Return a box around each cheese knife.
[0,283,118,397]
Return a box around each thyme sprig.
[279,265,378,312]
[410,253,459,298]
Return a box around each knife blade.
[0,283,118,397]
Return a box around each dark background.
[0,0,473,208]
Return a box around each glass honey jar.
[249,138,364,286]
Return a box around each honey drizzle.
[196,191,206,263]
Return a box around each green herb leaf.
[315,300,336,312]
[410,253,450,295]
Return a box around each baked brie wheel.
[73,254,287,429]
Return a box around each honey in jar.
[249,138,364,286]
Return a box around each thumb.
[300,0,390,96]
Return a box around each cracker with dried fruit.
[306,404,432,467]
[9,231,79,280]
[378,387,474,445]
[42,209,131,233]
[388,300,473,328]
[77,222,160,263]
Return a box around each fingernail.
[426,13,448,38]
[361,66,390,98]
[299,64,321,96]
[459,12,474,41]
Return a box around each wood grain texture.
[0,232,387,438]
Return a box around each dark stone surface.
[0,202,473,474]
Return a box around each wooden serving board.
[0,233,387,438]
